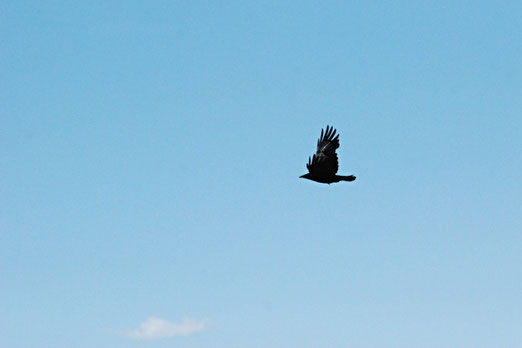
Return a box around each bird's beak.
[299,175,305,178]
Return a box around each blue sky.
[1,1,521,347]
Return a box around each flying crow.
[300,125,356,184]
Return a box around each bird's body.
[300,126,356,184]
[300,173,356,184]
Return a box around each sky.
[1,1,521,347]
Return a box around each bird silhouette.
[300,125,356,184]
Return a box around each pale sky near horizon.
[2,1,522,347]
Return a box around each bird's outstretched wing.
[306,125,339,176]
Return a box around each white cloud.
[125,317,208,340]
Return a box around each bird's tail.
[339,175,356,182]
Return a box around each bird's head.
[299,173,312,180]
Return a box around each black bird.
[300,125,356,184]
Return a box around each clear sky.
[2,1,521,347]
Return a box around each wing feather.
[306,125,340,176]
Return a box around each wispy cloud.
[125,317,208,340]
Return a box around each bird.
[300,125,356,184]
